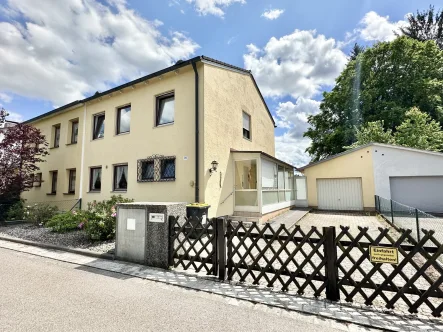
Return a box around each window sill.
[66,142,77,146]
[49,146,60,150]
[63,192,76,195]
[154,122,174,129]
[91,137,104,142]
[243,137,252,142]
[88,191,101,193]
[115,132,130,137]
[111,190,127,193]
[46,193,57,196]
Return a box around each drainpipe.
[78,103,87,202]
[192,61,200,203]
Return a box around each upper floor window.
[71,120,79,144]
[51,171,58,194]
[93,113,105,140]
[53,124,61,148]
[68,169,76,194]
[117,105,131,135]
[156,92,175,126]
[242,111,251,140]
[114,164,128,191]
[90,167,102,192]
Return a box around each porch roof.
[230,149,296,170]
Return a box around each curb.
[0,236,114,260]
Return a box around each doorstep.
[0,238,441,332]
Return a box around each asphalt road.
[0,248,349,332]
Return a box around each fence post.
[168,216,175,267]
[374,195,379,212]
[390,199,395,223]
[415,208,421,241]
[323,226,340,301]
[216,217,226,280]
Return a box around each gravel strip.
[0,224,115,254]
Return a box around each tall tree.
[349,43,365,60]
[394,107,443,151]
[344,121,394,150]
[0,123,49,202]
[344,108,443,151]
[304,36,443,161]
[400,5,443,49]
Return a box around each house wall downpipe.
[192,61,200,203]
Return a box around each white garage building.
[299,143,443,213]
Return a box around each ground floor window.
[51,171,58,194]
[114,164,128,191]
[68,169,76,194]
[262,159,295,206]
[90,167,102,192]
[235,159,258,206]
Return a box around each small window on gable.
[242,111,251,140]
[53,124,61,148]
[117,105,131,135]
[156,92,175,126]
[93,113,105,140]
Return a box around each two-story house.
[22,56,307,221]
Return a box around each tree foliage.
[304,36,443,161]
[0,123,49,202]
[345,107,443,151]
[400,5,443,49]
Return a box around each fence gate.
[168,216,218,275]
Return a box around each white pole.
[78,103,87,200]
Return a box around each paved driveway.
[293,211,394,239]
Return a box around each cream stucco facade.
[22,57,278,218]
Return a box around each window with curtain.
[68,169,76,193]
[90,167,102,191]
[156,93,175,126]
[261,159,278,189]
[93,113,105,140]
[53,125,60,148]
[71,120,79,144]
[114,165,128,191]
[242,111,251,140]
[117,106,131,134]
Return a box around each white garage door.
[390,176,443,213]
[317,178,364,211]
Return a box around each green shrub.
[46,211,82,233]
[83,195,133,241]
[26,204,59,225]
[5,201,26,220]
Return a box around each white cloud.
[356,11,407,42]
[244,29,348,100]
[6,111,23,122]
[261,9,284,20]
[0,0,199,106]
[0,93,12,104]
[185,0,245,17]
[275,134,312,167]
[276,98,321,138]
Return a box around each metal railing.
[375,195,442,242]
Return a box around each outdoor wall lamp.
[209,160,219,175]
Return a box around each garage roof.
[298,143,443,171]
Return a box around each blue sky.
[0,0,429,165]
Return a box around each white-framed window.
[242,111,251,140]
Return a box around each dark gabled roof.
[23,56,276,126]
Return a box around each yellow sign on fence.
[369,246,399,265]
